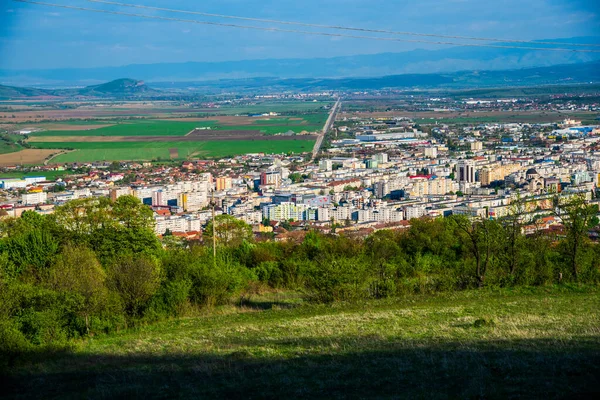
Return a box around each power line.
[13,0,600,53]
[87,0,600,48]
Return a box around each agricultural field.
[0,100,332,123]
[0,149,61,166]
[4,286,599,399]
[0,169,74,180]
[0,135,22,155]
[31,140,315,162]
[4,104,329,163]
[339,110,600,125]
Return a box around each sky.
[0,0,599,70]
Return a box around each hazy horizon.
[1,0,599,70]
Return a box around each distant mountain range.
[165,60,600,92]
[0,78,156,99]
[1,60,599,99]
[1,36,598,86]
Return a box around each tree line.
[1,194,599,362]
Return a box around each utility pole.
[211,188,216,267]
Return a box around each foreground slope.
[3,286,599,399]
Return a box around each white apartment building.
[355,207,403,223]
[262,202,309,221]
[22,192,47,205]
[154,215,203,235]
[405,205,426,220]
[319,159,333,172]
[424,147,438,158]
[331,206,352,221]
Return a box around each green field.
[31,140,315,162]
[0,170,73,180]
[32,120,216,137]
[418,113,600,125]
[0,134,23,154]
[5,286,599,398]
[208,101,332,115]
[31,116,326,137]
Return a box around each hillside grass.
[3,286,599,399]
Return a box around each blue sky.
[0,0,599,69]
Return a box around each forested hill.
[0,78,159,100]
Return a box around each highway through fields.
[311,99,341,161]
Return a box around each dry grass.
[0,149,61,166]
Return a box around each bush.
[107,255,161,317]
[302,257,369,303]
[0,319,31,366]
[254,261,284,287]
[2,283,84,346]
[45,245,109,333]
[187,258,251,307]
[146,279,192,319]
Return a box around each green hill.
[0,78,159,99]
[78,78,159,96]
[4,286,599,399]
[0,84,53,99]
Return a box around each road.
[311,98,341,161]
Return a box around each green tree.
[108,256,161,317]
[46,245,109,333]
[112,195,154,230]
[450,215,502,287]
[500,194,528,276]
[204,215,252,248]
[553,195,598,280]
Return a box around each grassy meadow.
[3,286,599,399]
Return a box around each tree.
[204,215,252,248]
[112,195,154,230]
[365,230,400,298]
[450,215,502,287]
[108,256,161,317]
[553,194,598,280]
[109,161,121,171]
[500,193,528,276]
[2,226,59,274]
[46,245,108,333]
[289,173,304,184]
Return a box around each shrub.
[187,258,251,307]
[107,255,161,317]
[146,279,192,319]
[0,319,31,366]
[45,245,109,333]
[302,257,369,303]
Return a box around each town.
[2,99,599,243]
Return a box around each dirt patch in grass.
[168,148,178,159]
[0,149,61,166]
